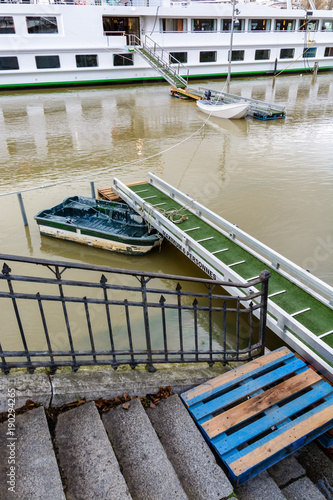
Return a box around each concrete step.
[236,450,330,500]
[55,401,132,500]
[294,441,333,499]
[102,397,188,500]
[281,476,327,500]
[235,470,287,500]
[0,406,65,500]
[146,394,233,500]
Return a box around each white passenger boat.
[196,99,249,119]
[0,0,332,90]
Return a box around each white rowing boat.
[196,100,250,119]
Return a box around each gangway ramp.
[130,34,188,89]
[112,174,333,381]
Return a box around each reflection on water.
[0,73,332,352]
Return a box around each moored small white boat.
[196,100,250,119]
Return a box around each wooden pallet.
[97,186,121,202]
[294,352,333,450]
[317,428,333,449]
[97,181,147,202]
[181,347,333,486]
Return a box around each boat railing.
[0,254,270,374]
[103,31,126,37]
[0,0,202,6]
[3,0,331,10]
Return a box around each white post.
[226,0,236,86]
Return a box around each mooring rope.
[0,107,212,198]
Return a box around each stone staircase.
[0,394,332,500]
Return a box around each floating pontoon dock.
[171,86,286,121]
[111,174,333,381]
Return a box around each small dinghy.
[196,99,249,119]
[35,196,163,255]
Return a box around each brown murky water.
[0,73,332,352]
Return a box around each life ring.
[76,0,86,5]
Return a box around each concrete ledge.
[0,373,51,413]
[50,363,229,407]
[0,363,230,410]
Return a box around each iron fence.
[0,254,270,374]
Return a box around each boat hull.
[0,3,332,90]
[196,100,249,119]
[37,224,160,255]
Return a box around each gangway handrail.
[129,34,189,87]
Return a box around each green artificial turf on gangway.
[127,181,333,355]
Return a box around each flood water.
[0,72,332,354]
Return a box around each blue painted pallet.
[181,346,333,486]
[317,430,333,449]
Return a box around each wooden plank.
[97,187,119,201]
[214,381,333,456]
[182,346,291,406]
[191,357,306,421]
[170,87,201,100]
[229,404,333,476]
[98,181,148,201]
[203,369,322,438]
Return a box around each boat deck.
[111,174,333,381]
[48,215,151,238]
[35,196,156,240]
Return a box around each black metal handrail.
[0,254,270,374]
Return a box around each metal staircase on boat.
[129,34,188,89]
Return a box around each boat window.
[324,47,333,56]
[229,50,245,61]
[160,19,187,32]
[221,19,243,31]
[0,56,19,70]
[249,19,271,31]
[274,19,295,31]
[35,55,60,69]
[255,49,270,60]
[113,54,134,66]
[299,19,318,31]
[192,19,217,32]
[280,48,295,59]
[322,20,333,31]
[199,51,217,63]
[303,47,317,58]
[76,55,98,67]
[102,17,140,44]
[169,52,187,64]
[26,17,58,34]
[0,17,15,34]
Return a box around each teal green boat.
[34,196,162,255]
